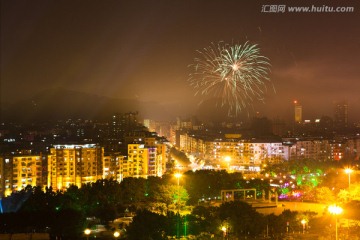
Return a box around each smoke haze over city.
[1,0,360,122]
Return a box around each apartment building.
[47,144,103,191]
[0,154,45,197]
[123,138,168,178]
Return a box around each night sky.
[1,0,360,122]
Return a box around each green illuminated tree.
[153,184,189,213]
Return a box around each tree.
[61,185,84,212]
[337,189,350,203]
[315,187,335,203]
[119,177,147,205]
[153,184,189,213]
[50,209,85,240]
[145,176,163,201]
[126,209,167,240]
[349,183,360,201]
[276,209,299,235]
[191,205,220,234]
[20,185,48,212]
[183,170,245,204]
[218,201,265,238]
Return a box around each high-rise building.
[123,137,167,178]
[294,100,302,124]
[0,154,45,197]
[110,112,139,138]
[0,156,14,197]
[272,118,287,137]
[103,153,124,182]
[143,119,156,132]
[334,101,348,129]
[47,144,103,191]
[123,144,149,178]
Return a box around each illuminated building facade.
[179,133,203,154]
[0,155,44,197]
[288,139,331,161]
[330,141,345,161]
[1,140,167,195]
[178,131,355,168]
[47,144,103,191]
[178,132,286,170]
[0,157,13,197]
[123,144,149,178]
[103,153,124,182]
[155,143,167,176]
[12,155,44,191]
[145,137,168,176]
[245,142,285,165]
[205,139,242,166]
[283,137,353,162]
[123,138,167,178]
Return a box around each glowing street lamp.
[300,219,307,234]
[174,172,183,208]
[328,205,343,240]
[174,173,182,239]
[224,156,231,172]
[175,173,182,186]
[221,225,228,239]
[84,228,91,240]
[113,231,120,239]
[344,168,353,189]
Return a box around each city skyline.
[1,0,360,122]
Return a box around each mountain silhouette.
[1,88,141,122]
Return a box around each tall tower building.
[110,112,139,138]
[334,101,348,129]
[294,100,302,124]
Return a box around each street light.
[300,219,307,234]
[175,173,182,186]
[113,230,120,239]
[328,205,343,240]
[224,156,231,172]
[344,168,353,189]
[221,226,227,239]
[84,228,91,240]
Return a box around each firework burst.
[189,41,274,116]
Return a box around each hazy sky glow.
[1,0,360,121]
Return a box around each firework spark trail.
[189,41,274,116]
